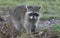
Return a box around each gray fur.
[10,5,41,33]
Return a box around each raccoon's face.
[26,6,41,21]
[28,12,39,21]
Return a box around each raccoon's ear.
[38,6,41,10]
[27,6,32,9]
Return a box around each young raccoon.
[11,5,41,34]
[24,5,41,33]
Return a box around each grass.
[0,0,60,12]
[52,24,60,32]
[41,14,60,19]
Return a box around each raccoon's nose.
[34,16,37,19]
[30,16,37,20]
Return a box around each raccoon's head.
[26,5,41,21]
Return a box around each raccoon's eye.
[28,13,39,17]
[28,13,33,16]
[34,13,39,17]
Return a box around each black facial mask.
[28,13,39,17]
